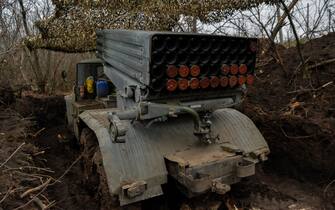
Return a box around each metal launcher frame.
[96,30,259,144]
[96,30,257,103]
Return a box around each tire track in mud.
[34,125,100,210]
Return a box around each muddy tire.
[80,128,122,210]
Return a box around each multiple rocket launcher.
[97,30,257,101]
[69,30,270,206]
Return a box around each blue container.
[96,80,109,97]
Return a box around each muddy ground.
[1,94,332,210]
[1,33,335,210]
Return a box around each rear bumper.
[165,145,258,196]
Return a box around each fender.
[79,108,269,205]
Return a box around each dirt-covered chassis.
[65,30,269,206]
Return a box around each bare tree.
[0,0,94,94]
[291,0,332,39]
[18,0,45,91]
[280,0,307,78]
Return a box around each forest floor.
[1,33,335,210]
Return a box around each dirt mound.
[0,93,101,210]
[14,92,66,127]
[0,107,49,209]
[0,86,15,105]
[244,33,335,183]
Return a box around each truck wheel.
[80,128,121,209]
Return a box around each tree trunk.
[18,0,45,93]
[280,0,307,78]
[192,17,197,33]
[276,4,284,43]
[270,0,299,41]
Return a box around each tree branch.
[280,0,306,77]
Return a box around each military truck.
[65,30,269,208]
